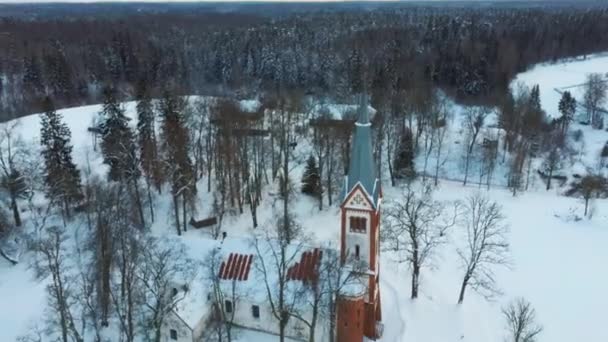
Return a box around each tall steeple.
[337,93,383,342]
[345,94,379,206]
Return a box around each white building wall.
[162,312,194,342]
[225,297,328,341]
[344,210,371,266]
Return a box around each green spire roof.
[344,94,379,206]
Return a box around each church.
[166,97,384,342]
[336,95,383,341]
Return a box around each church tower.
[336,95,383,342]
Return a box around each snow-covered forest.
[1,2,608,342]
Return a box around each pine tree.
[558,91,576,133]
[100,85,134,182]
[394,127,415,180]
[159,89,195,235]
[40,97,82,219]
[136,81,163,192]
[301,155,322,197]
[529,84,542,113]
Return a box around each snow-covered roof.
[313,102,377,121]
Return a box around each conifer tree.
[159,89,195,235]
[99,85,134,182]
[558,91,576,134]
[136,81,163,193]
[136,81,161,222]
[394,127,415,180]
[40,96,82,219]
[529,84,542,113]
[301,155,322,198]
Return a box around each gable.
[342,184,373,210]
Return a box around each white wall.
[225,296,328,341]
[162,312,194,342]
[344,210,371,265]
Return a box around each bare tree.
[457,194,510,304]
[253,215,307,342]
[383,184,459,298]
[565,174,608,217]
[202,246,243,342]
[583,73,607,129]
[136,237,197,342]
[462,107,490,186]
[111,220,144,342]
[542,146,562,191]
[29,226,84,342]
[0,121,28,227]
[319,248,367,342]
[432,95,450,186]
[502,297,543,342]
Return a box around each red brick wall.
[337,296,365,342]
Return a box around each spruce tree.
[529,84,542,113]
[159,89,195,235]
[301,155,322,197]
[40,96,82,219]
[100,85,135,182]
[558,91,576,133]
[136,81,163,192]
[394,127,415,180]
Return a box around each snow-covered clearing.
[513,53,608,119]
[1,53,608,342]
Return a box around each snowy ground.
[513,52,608,120]
[1,53,608,342]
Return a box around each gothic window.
[355,245,360,259]
[350,216,367,233]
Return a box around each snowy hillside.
[1,53,608,342]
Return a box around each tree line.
[2,5,608,119]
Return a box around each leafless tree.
[384,110,402,187]
[508,138,530,196]
[432,95,450,186]
[201,246,244,342]
[29,226,84,342]
[457,194,510,304]
[583,73,607,129]
[253,214,307,342]
[136,237,197,342]
[542,146,562,191]
[502,297,543,342]
[0,121,28,227]
[111,223,144,342]
[383,184,460,298]
[462,107,490,186]
[565,174,608,217]
[321,248,368,342]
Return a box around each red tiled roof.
[219,253,254,281]
[287,248,323,284]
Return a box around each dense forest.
[1,2,608,119]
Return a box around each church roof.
[287,248,323,284]
[343,95,380,207]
